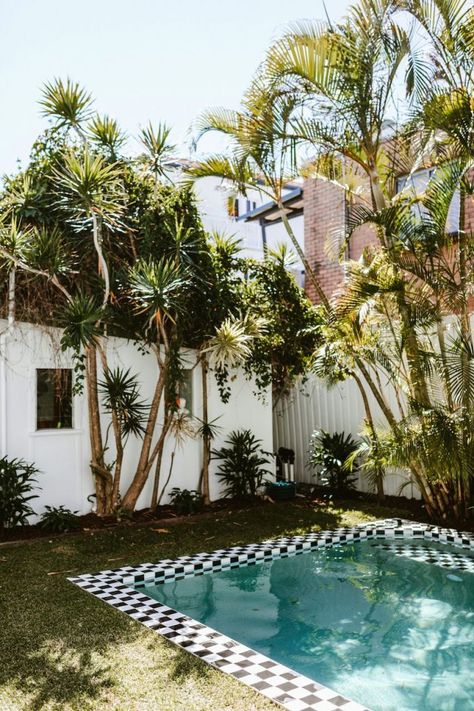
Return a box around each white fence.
[0,321,273,518]
[273,373,421,499]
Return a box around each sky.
[0,0,350,176]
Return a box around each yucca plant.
[309,430,359,497]
[212,429,272,499]
[138,121,176,184]
[88,114,127,159]
[0,457,39,529]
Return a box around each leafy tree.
[0,79,215,515]
[259,0,474,521]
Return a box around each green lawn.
[0,499,419,711]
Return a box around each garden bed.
[0,497,268,544]
[0,488,442,546]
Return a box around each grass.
[0,498,419,711]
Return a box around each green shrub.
[309,430,359,496]
[0,457,39,528]
[212,429,272,498]
[39,505,80,533]
[169,488,204,515]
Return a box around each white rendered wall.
[0,321,273,519]
[192,177,305,277]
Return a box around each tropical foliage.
[190,0,474,523]
[212,429,272,498]
[0,457,39,528]
[0,80,319,516]
[309,430,359,497]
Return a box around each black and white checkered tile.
[69,518,474,711]
[374,542,474,573]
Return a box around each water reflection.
[142,542,474,711]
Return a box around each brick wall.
[304,174,474,305]
[303,177,377,303]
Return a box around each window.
[166,369,193,415]
[396,167,460,234]
[36,369,73,430]
[226,197,239,218]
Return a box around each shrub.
[39,505,80,533]
[0,457,39,528]
[169,488,204,515]
[212,429,272,498]
[309,430,359,496]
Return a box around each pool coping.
[69,518,474,711]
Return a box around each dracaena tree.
[0,79,216,516]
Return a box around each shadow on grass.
[0,573,139,710]
[168,645,213,683]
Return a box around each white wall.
[0,321,273,519]
[273,373,421,499]
[191,177,305,277]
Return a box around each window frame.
[35,367,74,432]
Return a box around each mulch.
[0,497,262,546]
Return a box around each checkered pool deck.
[70,518,474,711]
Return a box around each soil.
[0,497,263,544]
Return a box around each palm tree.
[187,82,330,308]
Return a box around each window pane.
[177,370,193,415]
[36,369,73,430]
[447,187,461,234]
[166,369,193,415]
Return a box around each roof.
[237,187,304,225]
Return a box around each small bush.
[169,488,204,515]
[0,457,39,528]
[309,430,359,497]
[39,505,80,533]
[212,429,272,498]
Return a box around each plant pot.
[266,480,296,501]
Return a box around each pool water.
[140,541,474,711]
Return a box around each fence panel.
[273,374,421,499]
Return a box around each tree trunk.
[7,267,15,329]
[85,344,113,514]
[150,410,173,509]
[200,354,211,505]
[353,371,385,501]
[121,363,167,510]
[278,204,331,311]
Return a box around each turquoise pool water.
[140,541,474,711]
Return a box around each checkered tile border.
[70,518,474,711]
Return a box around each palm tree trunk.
[200,353,211,505]
[352,372,385,500]
[278,203,331,311]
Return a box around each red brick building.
[304,177,376,303]
[304,169,474,304]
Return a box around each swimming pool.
[71,520,474,711]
